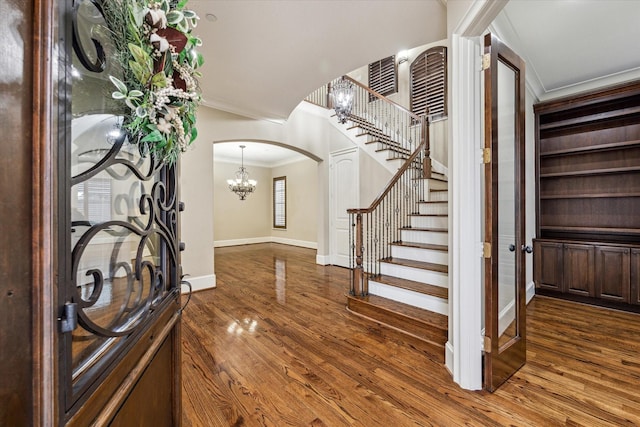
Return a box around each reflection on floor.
[182,243,640,426]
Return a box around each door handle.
[508,244,516,252]
[522,245,533,254]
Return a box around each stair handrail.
[340,75,423,122]
[348,134,426,216]
[305,76,433,297]
[346,114,429,297]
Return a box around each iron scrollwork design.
[72,0,107,73]
[69,0,180,341]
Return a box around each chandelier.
[227,145,257,200]
[331,77,355,124]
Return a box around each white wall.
[180,138,216,291]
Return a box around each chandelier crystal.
[227,145,257,200]
[331,77,355,124]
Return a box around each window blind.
[368,55,397,101]
[273,177,286,229]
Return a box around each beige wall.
[271,158,318,244]
[213,161,272,241]
[214,157,318,246]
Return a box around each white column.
[447,34,483,390]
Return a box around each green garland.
[102,0,203,165]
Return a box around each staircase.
[347,168,449,363]
[306,76,449,363]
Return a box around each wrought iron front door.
[58,1,183,424]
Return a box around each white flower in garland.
[104,0,204,165]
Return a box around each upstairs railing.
[306,76,431,297]
[306,76,431,171]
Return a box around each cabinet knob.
[508,244,516,252]
[522,245,533,254]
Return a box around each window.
[410,46,447,119]
[368,55,397,101]
[273,176,286,229]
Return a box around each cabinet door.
[630,249,640,305]
[595,246,630,303]
[563,244,595,297]
[534,241,563,291]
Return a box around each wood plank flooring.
[182,243,640,426]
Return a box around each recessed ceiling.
[213,142,307,168]
[496,0,640,99]
[188,0,446,120]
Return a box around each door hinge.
[483,242,492,258]
[483,336,492,353]
[482,53,491,70]
[59,302,78,333]
[482,148,491,164]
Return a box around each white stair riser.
[369,281,448,316]
[419,202,448,215]
[430,190,448,202]
[420,179,447,193]
[380,263,448,287]
[391,245,448,265]
[410,215,448,229]
[401,229,448,245]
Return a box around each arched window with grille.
[410,46,447,120]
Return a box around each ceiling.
[192,0,640,164]
[495,0,640,100]
[188,0,447,121]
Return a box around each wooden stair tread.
[413,175,448,183]
[409,213,448,217]
[392,241,448,251]
[347,294,447,334]
[371,275,448,300]
[418,200,448,204]
[401,226,448,233]
[381,257,448,274]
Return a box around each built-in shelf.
[539,165,640,178]
[538,105,640,131]
[535,81,640,311]
[540,226,640,234]
[540,192,640,200]
[539,139,640,158]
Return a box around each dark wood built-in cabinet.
[534,80,640,311]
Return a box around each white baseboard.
[316,254,331,265]
[526,280,535,304]
[445,341,454,375]
[270,237,317,249]
[214,237,271,247]
[182,274,216,294]
[214,237,317,249]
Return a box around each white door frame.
[329,147,359,267]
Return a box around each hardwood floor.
[182,243,640,426]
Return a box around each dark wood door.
[595,246,630,303]
[483,33,527,392]
[533,240,563,291]
[57,1,182,425]
[563,244,594,297]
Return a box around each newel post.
[353,213,367,297]
[422,115,432,179]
